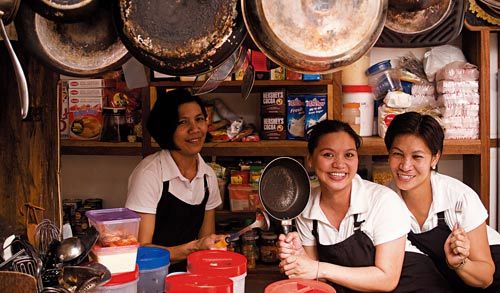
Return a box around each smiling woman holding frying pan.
[278,120,451,292]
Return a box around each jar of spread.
[242,231,259,269]
[260,232,278,263]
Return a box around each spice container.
[259,232,278,263]
[342,103,361,134]
[241,231,259,269]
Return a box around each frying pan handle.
[282,225,291,235]
[281,219,293,235]
[0,15,29,119]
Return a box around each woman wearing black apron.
[385,112,500,292]
[278,120,450,292]
[125,88,226,272]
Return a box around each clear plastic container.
[342,102,361,134]
[365,60,402,99]
[136,246,170,293]
[86,208,140,247]
[90,244,139,274]
[93,265,139,293]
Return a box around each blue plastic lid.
[137,246,170,270]
[366,60,392,76]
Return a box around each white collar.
[160,150,209,182]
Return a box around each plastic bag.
[423,45,466,82]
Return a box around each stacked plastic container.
[93,265,139,293]
[86,208,141,292]
[136,246,170,293]
[165,273,233,293]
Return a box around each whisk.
[34,219,60,258]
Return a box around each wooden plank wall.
[0,44,60,232]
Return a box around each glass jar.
[241,231,259,269]
[259,232,278,263]
[101,107,128,142]
[372,156,392,185]
[342,102,361,134]
[227,236,240,254]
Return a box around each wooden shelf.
[60,140,142,156]
[149,80,332,87]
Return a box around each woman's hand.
[278,232,305,261]
[195,234,228,251]
[280,254,318,280]
[444,224,470,268]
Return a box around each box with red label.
[67,79,116,89]
[69,96,103,141]
[377,104,405,138]
[58,80,70,139]
[68,88,109,97]
[228,184,260,212]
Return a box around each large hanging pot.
[242,0,388,74]
[15,2,130,76]
[24,0,101,22]
[112,0,247,76]
[259,157,311,234]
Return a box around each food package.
[437,93,480,107]
[58,80,70,139]
[69,97,103,141]
[261,116,286,140]
[262,89,286,116]
[305,95,327,137]
[440,105,479,118]
[411,83,436,96]
[378,105,406,138]
[383,91,412,108]
[286,95,306,140]
[435,61,479,82]
[423,45,466,82]
[436,80,479,94]
[410,94,438,109]
[67,79,116,89]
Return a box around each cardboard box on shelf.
[58,80,69,139]
[67,79,116,89]
[68,96,103,141]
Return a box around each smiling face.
[172,101,208,157]
[309,131,359,195]
[388,134,440,196]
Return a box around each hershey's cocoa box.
[261,89,286,116]
[261,115,286,140]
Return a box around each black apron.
[408,211,500,292]
[152,175,209,272]
[312,214,451,293]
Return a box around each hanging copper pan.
[112,0,246,76]
[242,0,388,74]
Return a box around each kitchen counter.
[245,263,286,292]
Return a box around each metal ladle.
[0,0,28,119]
[215,209,270,247]
[57,237,84,263]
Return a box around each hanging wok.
[15,2,130,76]
[259,157,311,234]
[242,0,388,74]
[112,0,247,76]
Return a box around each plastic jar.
[265,279,336,293]
[260,232,278,263]
[187,250,247,293]
[342,103,361,134]
[241,231,260,269]
[165,273,233,293]
[136,246,170,293]
[94,265,139,293]
[365,60,402,99]
[342,85,374,137]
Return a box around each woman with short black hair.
[126,88,225,272]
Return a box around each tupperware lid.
[187,250,246,277]
[365,60,392,76]
[104,264,139,286]
[165,273,233,293]
[265,279,336,293]
[342,85,372,93]
[137,246,170,270]
[86,208,140,224]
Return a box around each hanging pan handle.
[0,11,28,119]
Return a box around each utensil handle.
[0,17,29,119]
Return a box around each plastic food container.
[91,243,139,274]
[342,85,374,137]
[165,273,233,293]
[365,60,401,99]
[86,208,141,247]
[265,279,336,293]
[136,246,170,293]
[188,250,247,293]
[94,265,139,293]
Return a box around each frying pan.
[15,2,130,76]
[112,0,247,76]
[24,0,100,22]
[242,0,388,74]
[259,157,310,234]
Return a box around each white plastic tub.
[90,243,139,274]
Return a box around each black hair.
[307,120,362,154]
[147,88,207,150]
[384,111,444,156]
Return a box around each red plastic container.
[165,273,233,293]
[187,250,247,293]
[265,279,336,293]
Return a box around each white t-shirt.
[125,150,222,214]
[297,174,410,247]
[388,172,500,245]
